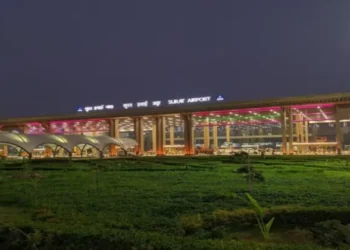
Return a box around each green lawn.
[1,156,350,249]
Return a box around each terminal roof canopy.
[0,132,137,154]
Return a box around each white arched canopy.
[0,132,138,157]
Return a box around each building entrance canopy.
[0,132,137,154]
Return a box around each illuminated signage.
[168,96,211,105]
[123,103,133,109]
[77,104,114,112]
[168,98,185,105]
[216,95,224,101]
[120,95,223,110]
[152,101,161,107]
[137,101,148,108]
[187,96,211,103]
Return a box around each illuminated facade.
[1,92,350,158]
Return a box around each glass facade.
[164,114,184,155]
[2,100,350,157]
[290,104,337,154]
[193,107,282,155]
[50,119,109,136]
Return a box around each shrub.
[229,152,249,163]
[206,206,350,230]
[235,165,265,182]
[310,220,350,247]
[180,214,204,235]
[213,208,255,226]
[236,165,252,173]
[245,171,265,182]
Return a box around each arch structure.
[0,132,137,157]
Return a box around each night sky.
[1,1,350,118]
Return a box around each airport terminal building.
[1,92,350,159]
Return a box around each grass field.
[1,156,350,249]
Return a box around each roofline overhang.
[1,92,350,125]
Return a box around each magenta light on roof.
[291,103,334,109]
[195,120,280,126]
[194,106,281,116]
[26,122,43,126]
[50,118,107,125]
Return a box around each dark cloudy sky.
[1,1,350,118]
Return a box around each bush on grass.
[235,165,265,182]
[180,213,204,235]
[194,206,350,230]
[310,220,350,248]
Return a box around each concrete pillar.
[109,118,120,156]
[295,114,300,143]
[169,126,175,145]
[335,105,343,152]
[152,122,157,153]
[287,108,294,154]
[134,117,144,154]
[213,122,218,149]
[113,118,120,139]
[182,114,194,155]
[304,121,309,143]
[225,125,230,143]
[281,108,287,155]
[295,113,304,153]
[163,117,166,148]
[303,120,308,153]
[203,117,210,148]
[154,116,165,155]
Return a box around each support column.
[163,117,166,147]
[182,114,194,155]
[335,105,343,153]
[203,117,210,148]
[169,126,175,145]
[109,119,120,156]
[295,113,304,153]
[134,117,144,154]
[295,114,300,143]
[304,120,309,153]
[281,108,287,155]
[304,121,309,143]
[213,122,218,149]
[111,118,120,139]
[154,116,165,155]
[152,123,157,153]
[225,125,230,143]
[287,107,294,155]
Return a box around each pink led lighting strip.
[194,106,281,116]
[195,121,281,126]
[50,118,108,125]
[50,129,109,134]
[291,103,334,109]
